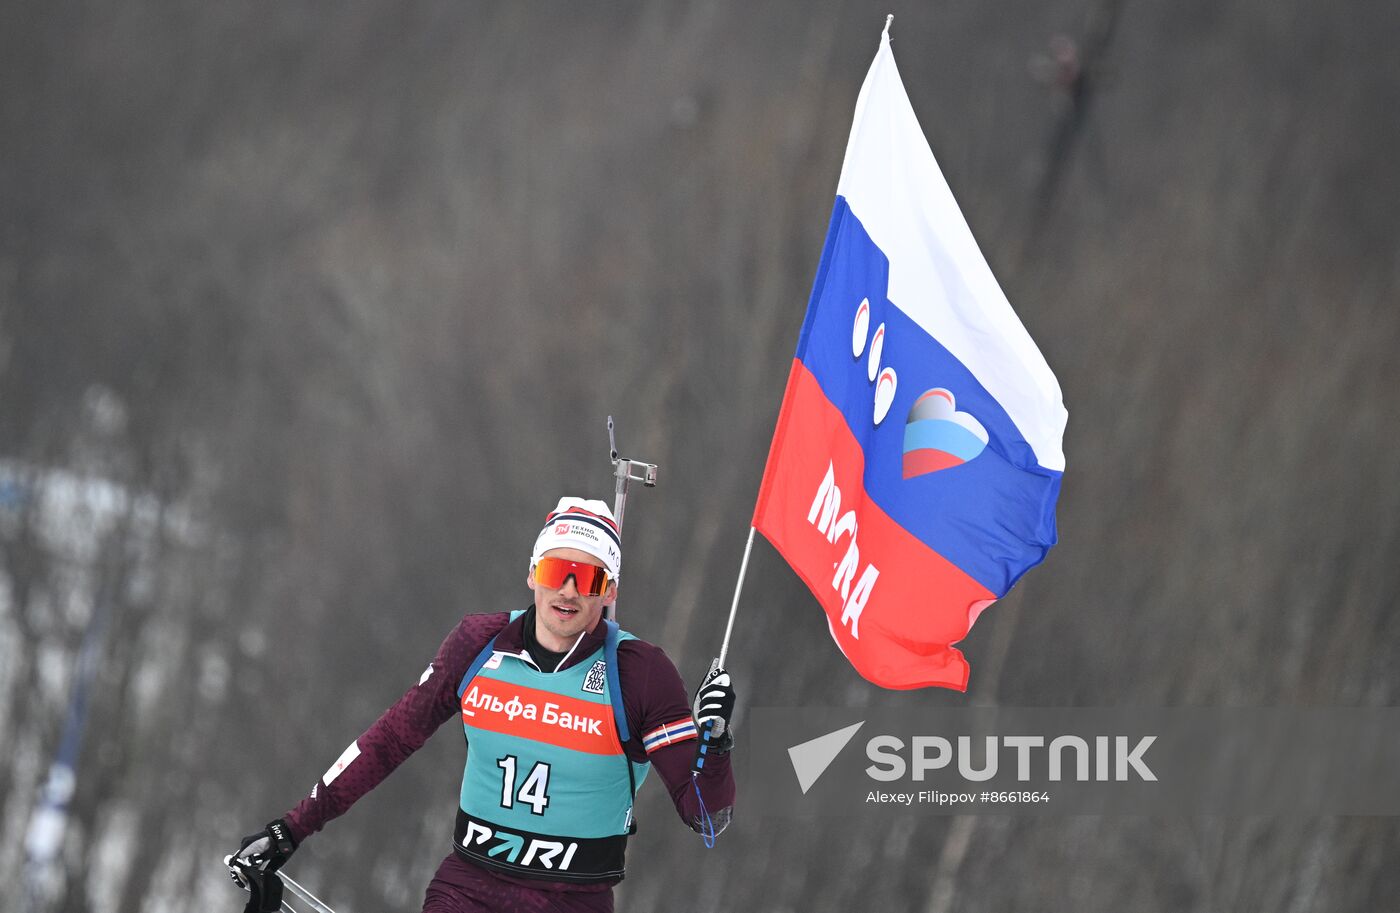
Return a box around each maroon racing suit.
[282,608,736,913]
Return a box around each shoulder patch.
[581,659,608,695]
[322,740,361,787]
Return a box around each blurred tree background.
[2,1,1397,911]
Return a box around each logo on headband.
[552,521,603,546]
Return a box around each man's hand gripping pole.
[225,856,337,913]
[224,819,337,913]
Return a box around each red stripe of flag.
[753,360,995,691]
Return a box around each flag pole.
[690,525,754,785]
[717,526,756,668]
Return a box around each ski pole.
[605,416,658,621]
[279,873,338,913]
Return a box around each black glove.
[225,819,296,913]
[692,659,737,755]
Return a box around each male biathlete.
[229,497,737,912]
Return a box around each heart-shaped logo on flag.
[903,388,988,478]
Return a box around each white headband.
[531,497,622,578]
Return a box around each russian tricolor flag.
[753,26,1067,691]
